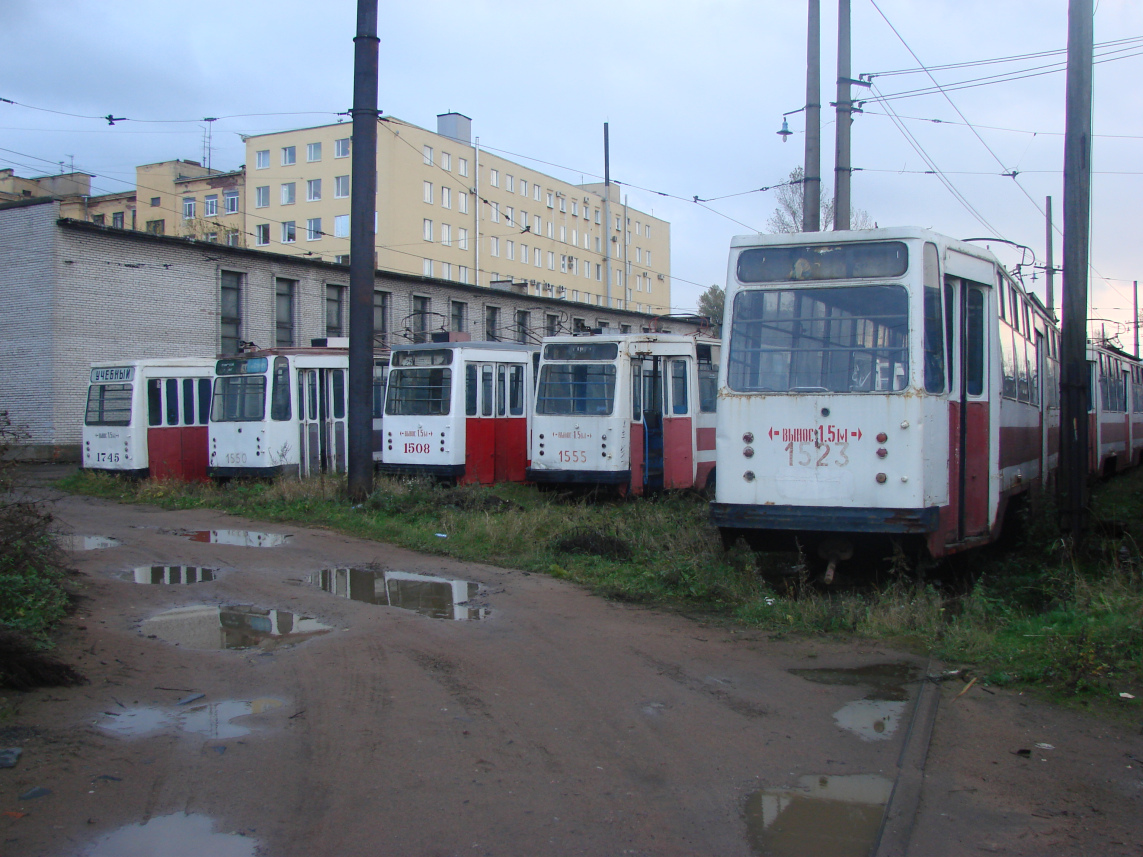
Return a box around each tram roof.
[388,341,538,354]
[728,226,1000,263]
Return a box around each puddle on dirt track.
[789,663,918,742]
[85,811,258,857]
[141,605,331,649]
[165,529,291,547]
[128,565,219,584]
[59,534,121,551]
[309,568,487,620]
[744,774,893,857]
[98,698,284,739]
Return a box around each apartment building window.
[224,190,239,213]
[504,205,513,226]
[520,243,528,263]
[645,251,652,266]
[515,310,529,344]
[307,142,322,162]
[533,185,541,201]
[146,219,165,235]
[275,279,296,346]
[520,180,528,197]
[326,285,345,336]
[281,183,296,205]
[373,290,389,344]
[334,214,349,238]
[626,230,631,245]
[490,169,499,187]
[458,266,469,284]
[227,231,239,247]
[534,247,541,267]
[458,227,468,250]
[451,301,467,333]
[584,263,591,279]
[307,179,321,201]
[335,138,350,158]
[423,146,433,165]
[282,221,296,243]
[150,196,161,207]
[548,251,555,271]
[442,152,451,171]
[645,224,651,238]
[423,259,433,276]
[533,215,541,234]
[491,202,499,223]
[255,150,269,169]
[206,232,218,243]
[547,222,554,239]
[423,181,433,204]
[560,255,567,273]
[459,157,468,177]
[182,198,196,219]
[506,240,514,260]
[335,254,349,264]
[560,226,566,243]
[282,146,296,166]
[559,196,566,213]
[220,271,243,355]
[489,236,499,257]
[485,306,500,341]
[595,236,601,252]
[441,262,452,280]
[572,290,579,302]
[307,218,322,240]
[441,186,451,209]
[441,223,451,247]
[458,192,468,214]
[111,211,124,229]
[504,175,514,193]
[412,296,431,342]
[334,175,349,198]
[92,214,105,225]
[546,192,554,208]
[256,224,270,245]
[614,215,621,230]
[571,201,578,217]
[594,209,601,224]
[255,186,269,208]
[596,263,602,280]
[423,219,433,241]
[204,195,218,216]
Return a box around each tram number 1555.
[558,450,588,464]
[784,441,849,468]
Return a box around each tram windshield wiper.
[791,386,829,393]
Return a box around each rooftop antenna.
[203,118,217,172]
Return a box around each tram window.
[670,360,689,414]
[211,375,266,421]
[966,289,985,396]
[166,379,179,425]
[536,363,617,415]
[331,370,345,419]
[372,379,385,418]
[87,383,133,426]
[147,380,162,426]
[198,379,211,425]
[465,364,478,415]
[496,366,507,417]
[270,357,291,421]
[1015,337,1030,403]
[632,361,643,420]
[944,281,954,391]
[482,365,493,416]
[183,379,195,425]
[508,365,525,415]
[386,368,452,416]
[736,241,907,283]
[1000,329,1017,400]
[306,372,318,421]
[923,286,945,394]
[699,364,718,413]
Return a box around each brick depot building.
[0,198,699,459]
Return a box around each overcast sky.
[4,1,1141,341]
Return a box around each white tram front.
[527,333,720,494]
[711,227,1062,564]
[83,358,216,480]
[379,341,538,485]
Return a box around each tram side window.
[1015,336,1030,404]
[496,365,507,417]
[270,357,291,421]
[466,365,478,415]
[1000,327,1018,400]
[698,364,718,413]
[923,286,945,393]
[508,365,525,416]
[147,380,162,425]
[482,365,494,417]
[966,289,985,396]
[332,370,346,419]
[182,379,195,425]
[198,379,211,425]
[670,360,689,415]
[632,361,643,420]
[211,375,267,421]
[165,379,179,425]
[86,384,133,426]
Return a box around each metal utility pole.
[603,123,612,309]
[1058,0,1094,538]
[803,0,822,232]
[347,0,379,501]
[1135,280,1139,358]
[1045,196,1055,317]
[833,0,852,231]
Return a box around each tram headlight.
[743,471,756,482]
[875,473,887,484]
[742,432,754,444]
[743,447,754,458]
[876,432,888,443]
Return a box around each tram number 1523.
[784,441,850,468]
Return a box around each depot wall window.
[485,306,500,341]
[412,295,431,343]
[546,314,559,336]
[326,285,345,337]
[373,290,390,346]
[220,270,243,355]
[275,278,296,347]
[451,301,467,334]
[515,310,529,344]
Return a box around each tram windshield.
[211,375,267,421]
[386,368,452,416]
[727,285,909,393]
[85,384,133,426]
[536,363,617,415]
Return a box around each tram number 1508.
[784,441,849,468]
[404,442,431,454]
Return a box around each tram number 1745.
[784,441,849,468]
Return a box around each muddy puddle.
[164,529,291,547]
[128,565,219,585]
[141,605,331,649]
[789,662,917,742]
[85,811,258,857]
[58,534,121,551]
[309,568,486,620]
[99,698,285,740]
[744,773,892,857]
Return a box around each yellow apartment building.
[244,113,672,314]
[133,160,244,245]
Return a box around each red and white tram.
[378,341,538,485]
[527,333,720,494]
[1089,341,1143,475]
[83,358,216,480]
[710,227,1076,566]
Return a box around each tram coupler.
[818,538,854,585]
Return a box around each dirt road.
[2,478,1141,856]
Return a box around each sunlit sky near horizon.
[4,1,1141,341]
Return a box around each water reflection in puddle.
[832,699,906,742]
[85,812,258,857]
[744,774,892,857]
[789,662,918,742]
[59,534,121,551]
[128,565,219,585]
[98,698,284,739]
[166,529,291,547]
[141,605,331,649]
[309,568,486,620]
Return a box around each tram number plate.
[783,441,849,468]
[558,450,587,464]
[225,452,248,465]
[95,452,121,463]
[403,442,431,454]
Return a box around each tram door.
[662,358,694,489]
[957,281,991,539]
[641,357,664,491]
[297,367,347,476]
[464,361,527,485]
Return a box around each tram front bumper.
[377,463,465,480]
[526,468,631,486]
[710,502,940,534]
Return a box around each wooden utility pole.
[347,0,379,501]
[1045,196,1055,318]
[803,0,821,232]
[833,0,852,231]
[1058,0,1094,538]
